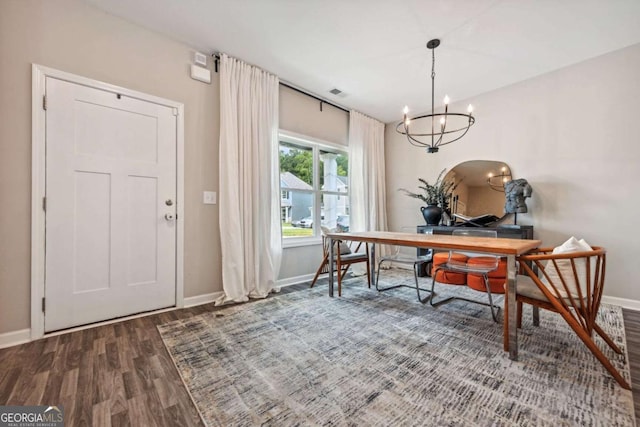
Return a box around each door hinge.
[42,95,47,110]
[172,108,178,116]
[42,197,46,212]
[42,297,46,313]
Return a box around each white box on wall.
[194,51,208,67]
[190,65,211,84]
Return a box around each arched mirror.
[444,160,511,222]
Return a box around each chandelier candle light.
[487,166,512,192]
[397,39,475,153]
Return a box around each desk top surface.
[327,231,541,255]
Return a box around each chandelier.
[487,166,512,192]
[396,39,475,153]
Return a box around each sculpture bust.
[505,178,532,213]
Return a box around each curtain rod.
[279,82,349,114]
[213,53,349,114]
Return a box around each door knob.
[165,213,175,221]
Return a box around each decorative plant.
[399,168,461,207]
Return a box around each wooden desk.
[326,231,541,361]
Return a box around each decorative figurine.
[505,178,532,214]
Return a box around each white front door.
[44,77,177,332]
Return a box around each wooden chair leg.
[517,301,523,329]
[339,265,350,282]
[310,253,329,288]
[557,307,631,390]
[594,323,624,354]
[532,306,540,326]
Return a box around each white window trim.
[283,236,323,249]
[279,130,348,248]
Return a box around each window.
[279,132,348,245]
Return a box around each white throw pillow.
[339,242,352,255]
[321,225,351,254]
[541,236,592,298]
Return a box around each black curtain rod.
[279,82,349,114]
[213,53,349,114]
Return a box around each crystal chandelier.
[396,39,475,153]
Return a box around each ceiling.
[85,0,640,123]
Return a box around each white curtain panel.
[348,110,389,259]
[217,54,282,304]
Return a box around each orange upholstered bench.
[466,256,507,294]
[431,252,468,285]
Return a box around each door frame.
[31,64,185,340]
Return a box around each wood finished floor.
[1,282,639,426]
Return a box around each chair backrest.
[449,229,499,267]
[452,228,498,238]
[518,246,606,333]
[320,226,354,255]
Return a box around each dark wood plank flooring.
[1,283,638,425]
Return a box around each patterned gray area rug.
[158,271,635,427]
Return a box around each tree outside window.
[279,135,348,241]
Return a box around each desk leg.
[329,238,334,297]
[506,254,518,360]
[370,243,376,287]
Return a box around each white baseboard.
[184,292,224,308]
[0,328,31,349]
[602,295,640,311]
[277,273,315,288]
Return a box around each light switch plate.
[203,191,217,205]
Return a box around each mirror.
[444,160,511,221]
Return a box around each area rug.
[158,271,635,426]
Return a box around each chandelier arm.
[397,115,475,137]
[436,111,448,148]
[437,125,472,147]
[433,132,445,148]
[396,121,432,148]
[406,134,430,148]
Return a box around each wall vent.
[329,88,343,95]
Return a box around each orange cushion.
[467,275,507,294]
[432,252,468,285]
[466,256,507,278]
[433,252,468,263]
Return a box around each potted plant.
[400,169,460,225]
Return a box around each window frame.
[279,130,349,248]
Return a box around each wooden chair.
[310,230,370,296]
[512,246,631,389]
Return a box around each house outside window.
[279,131,348,246]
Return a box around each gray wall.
[0,0,349,335]
[278,86,350,280]
[385,42,640,302]
[0,0,222,334]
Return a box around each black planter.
[421,205,443,225]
